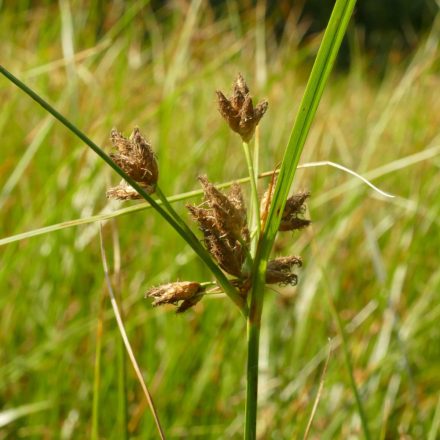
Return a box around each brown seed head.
[186,177,250,277]
[279,191,311,231]
[107,128,158,199]
[146,281,203,312]
[198,176,249,243]
[266,256,303,286]
[187,203,246,277]
[216,73,268,142]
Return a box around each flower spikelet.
[266,256,302,286]
[107,128,158,199]
[146,281,203,312]
[216,73,268,142]
[279,191,311,231]
[187,204,245,277]
[186,177,250,277]
[260,180,311,232]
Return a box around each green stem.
[0,64,247,317]
[244,256,267,440]
[242,141,260,254]
[155,185,199,246]
[245,318,261,440]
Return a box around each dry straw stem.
[0,159,396,248]
[99,225,166,440]
[303,341,333,440]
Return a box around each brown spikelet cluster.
[110,74,311,312]
[279,192,311,231]
[187,176,250,278]
[145,281,203,313]
[216,73,268,142]
[265,256,302,286]
[260,178,311,232]
[107,128,158,199]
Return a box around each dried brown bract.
[107,128,158,199]
[187,176,250,277]
[146,281,203,312]
[216,73,268,142]
[266,256,302,286]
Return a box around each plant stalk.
[242,141,260,253]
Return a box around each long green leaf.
[245,1,362,439]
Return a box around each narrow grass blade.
[0,159,394,247]
[256,0,358,267]
[303,341,333,440]
[99,224,166,440]
[246,1,358,439]
[428,394,440,440]
[0,401,51,428]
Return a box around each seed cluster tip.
[187,177,249,278]
[146,281,203,313]
[216,73,268,142]
[261,178,311,232]
[266,256,303,286]
[106,128,158,199]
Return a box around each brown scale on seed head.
[107,128,158,199]
[216,73,268,142]
[187,177,249,278]
[146,281,203,312]
[265,256,303,286]
[279,192,311,231]
[260,178,311,232]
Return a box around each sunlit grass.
[1,2,439,438]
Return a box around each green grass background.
[1,1,440,438]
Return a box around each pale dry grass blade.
[298,160,395,198]
[99,224,166,440]
[0,401,51,428]
[1,160,394,247]
[303,340,333,440]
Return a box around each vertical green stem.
[242,141,260,253]
[245,257,267,440]
[245,318,261,440]
[242,133,264,439]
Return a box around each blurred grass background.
[1,1,440,438]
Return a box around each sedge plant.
[0,0,362,438]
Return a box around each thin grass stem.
[99,225,167,440]
[111,222,129,439]
[0,161,394,248]
[242,141,260,253]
